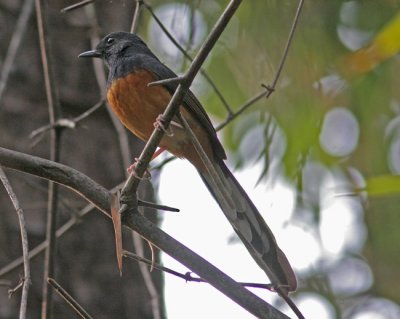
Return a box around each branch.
[0,0,35,103]
[130,0,143,34]
[130,233,162,319]
[0,182,177,278]
[269,0,304,92]
[123,250,276,290]
[35,0,63,316]
[47,278,93,319]
[29,99,105,143]
[60,0,94,13]
[0,167,31,319]
[0,203,95,278]
[0,147,290,319]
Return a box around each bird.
[79,31,297,293]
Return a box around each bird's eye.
[106,37,115,46]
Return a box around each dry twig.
[0,167,31,319]
[48,278,93,319]
[0,0,35,103]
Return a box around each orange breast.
[106,69,215,171]
[107,70,172,142]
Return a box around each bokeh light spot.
[148,3,207,68]
[319,107,359,157]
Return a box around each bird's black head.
[79,32,152,67]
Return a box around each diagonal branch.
[47,278,93,319]
[60,0,94,13]
[0,147,290,319]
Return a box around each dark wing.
[139,55,226,160]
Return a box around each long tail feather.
[199,159,297,293]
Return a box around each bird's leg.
[126,148,166,176]
[154,114,174,136]
[127,158,149,178]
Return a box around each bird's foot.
[154,114,174,137]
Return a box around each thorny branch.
[123,250,276,290]
[0,146,291,318]
[0,182,180,279]
[1,0,306,318]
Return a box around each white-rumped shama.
[79,32,297,293]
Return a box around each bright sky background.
[158,158,337,319]
[158,158,400,319]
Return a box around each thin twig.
[48,278,93,319]
[0,167,31,319]
[216,87,272,131]
[60,0,94,13]
[8,279,24,298]
[0,191,179,279]
[30,119,75,141]
[147,76,184,87]
[130,0,143,33]
[142,0,232,114]
[216,0,304,129]
[35,1,63,317]
[123,250,276,290]
[0,0,35,103]
[0,183,125,278]
[29,99,105,142]
[131,232,162,319]
[0,207,92,278]
[269,0,304,91]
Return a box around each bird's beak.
[78,49,102,58]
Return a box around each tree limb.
[0,147,290,318]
